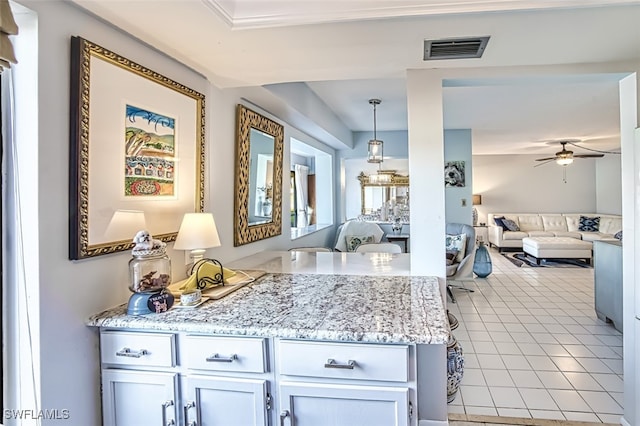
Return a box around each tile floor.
[446,248,624,424]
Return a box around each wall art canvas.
[444,161,466,187]
[125,105,176,197]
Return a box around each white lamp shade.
[174,213,221,250]
[104,210,147,241]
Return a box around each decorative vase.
[473,240,492,278]
[446,311,464,404]
[262,199,272,216]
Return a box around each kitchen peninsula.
[88,252,449,426]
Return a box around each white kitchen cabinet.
[276,339,415,426]
[99,330,271,426]
[182,375,269,426]
[279,381,410,426]
[101,369,178,426]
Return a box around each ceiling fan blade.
[535,157,556,162]
[534,159,554,167]
[574,154,605,158]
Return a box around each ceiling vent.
[423,36,490,60]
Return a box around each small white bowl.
[180,289,202,306]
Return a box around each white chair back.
[288,247,332,252]
[355,243,402,254]
[334,221,385,252]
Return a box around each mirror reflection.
[234,104,284,246]
[358,171,410,222]
[249,128,275,224]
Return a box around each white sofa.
[487,213,622,251]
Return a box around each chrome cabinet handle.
[184,400,197,426]
[279,410,290,426]
[161,400,174,426]
[324,358,356,369]
[206,353,238,363]
[116,347,149,358]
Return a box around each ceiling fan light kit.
[535,141,605,167]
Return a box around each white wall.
[444,129,473,225]
[15,2,335,424]
[472,154,599,224]
[596,154,623,215]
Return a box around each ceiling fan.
[535,141,604,167]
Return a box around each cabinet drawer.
[278,340,409,382]
[100,331,176,368]
[183,335,267,373]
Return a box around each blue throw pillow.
[494,216,508,231]
[502,218,520,232]
[614,230,622,241]
[578,216,600,232]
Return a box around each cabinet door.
[279,381,409,426]
[102,369,178,426]
[182,375,268,426]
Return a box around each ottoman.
[522,237,592,265]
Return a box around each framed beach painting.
[69,36,205,260]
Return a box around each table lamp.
[174,212,221,268]
[472,194,482,226]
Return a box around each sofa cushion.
[502,218,520,232]
[564,214,582,232]
[580,232,608,242]
[517,215,544,232]
[599,216,622,235]
[553,231,583,239]
[541,215,568,232]
[446,233,467,263]
[527,231,555,238]
[502,231,528,240]
[579,216,600,232]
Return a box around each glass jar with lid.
[129,251,172,293]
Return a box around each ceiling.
[71,0,640,155]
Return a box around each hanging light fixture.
[367,99,383,163]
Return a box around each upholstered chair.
[333,221,385,252]
[445,223,476,303]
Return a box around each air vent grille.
[424,36,490,60]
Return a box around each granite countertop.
[87,273,448,345]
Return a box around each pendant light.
[367,99,383,163]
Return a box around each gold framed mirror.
[358,170,410,217]
[234,104,284,246]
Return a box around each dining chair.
[355,243,402,254]
[334,220,385,252]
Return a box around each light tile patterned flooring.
[447,248,624,424]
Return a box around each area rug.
[501,252,591,268]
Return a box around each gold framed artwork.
[69,36,205,260]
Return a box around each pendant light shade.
[367,99,384,163]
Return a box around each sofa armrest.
[488,225,503,247]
